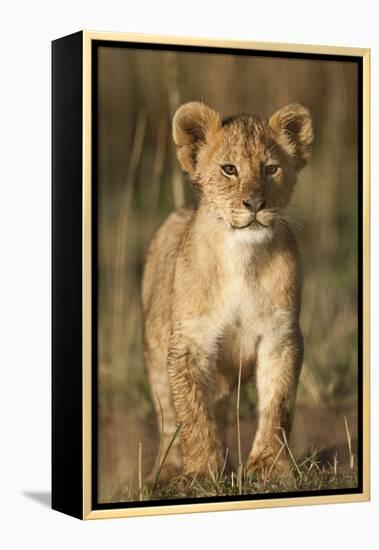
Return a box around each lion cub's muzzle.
[230,204,277,231]
[242,197,266,214]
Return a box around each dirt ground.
[98,400,358,503]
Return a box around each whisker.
[277,215,305,232]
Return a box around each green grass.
[102,414,358,504]
[105,453,358,503]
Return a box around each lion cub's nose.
[242,198,266,213]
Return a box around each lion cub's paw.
[246,451,290,479]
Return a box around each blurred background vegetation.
[96,45,359,502]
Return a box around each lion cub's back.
[142,207,194,318]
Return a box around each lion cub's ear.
[173,102,221,175]
[269,103,313,170]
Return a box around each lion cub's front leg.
[247,330,303,476]
[167,328,224,477]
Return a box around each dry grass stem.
[166,52,185,208]
[219,448,229,482]
[275,429,302,478]
[138,442,143,501]
[333,452,338,476]
[344,416,355,469]
[266,443,286,481]
[148,119,167,227]
[236,339,243,494]
[111,110,147,368]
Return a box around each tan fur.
[142,102,313,479]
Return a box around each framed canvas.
[52,31,370,520]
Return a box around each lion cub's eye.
[265,164,279,176]
[221,164,238,177]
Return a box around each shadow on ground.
[23,491,51,508]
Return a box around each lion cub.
[142,101,313,479]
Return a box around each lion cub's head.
[173,101,313,241]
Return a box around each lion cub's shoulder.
[150,207,194,253]
[142,207,194,312]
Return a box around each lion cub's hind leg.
[144,344,183,483]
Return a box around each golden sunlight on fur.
[142,101,313,479]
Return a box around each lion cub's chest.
[212,237,272,373]
[182,236,275,373]
[218,253,263,329]
[218,234,267,319]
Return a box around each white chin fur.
[231,225,274,245]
